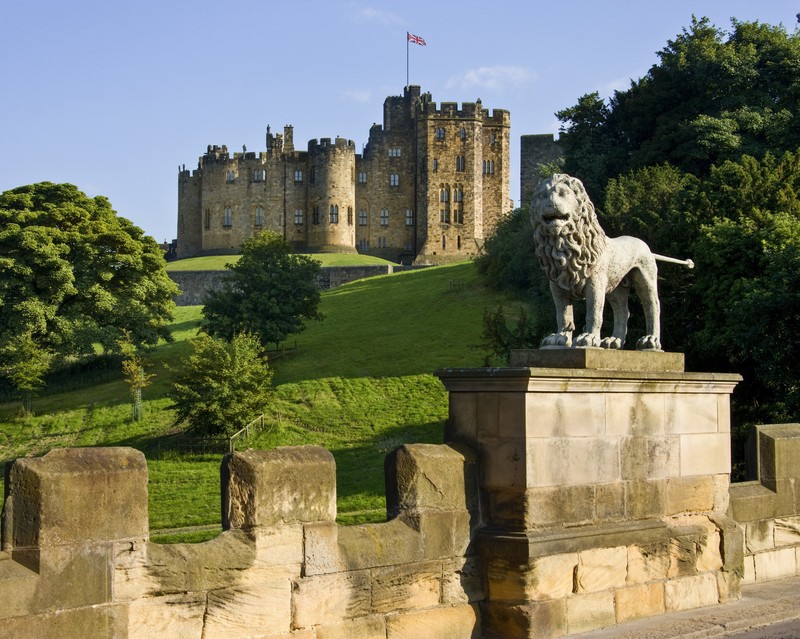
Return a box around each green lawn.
[0,261,528,539]
[166,253,397,271]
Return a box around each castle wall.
[307,138,356,253]
[520,134,562,210]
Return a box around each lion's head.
[530,174,608,298]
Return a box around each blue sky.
[1,1,797,244]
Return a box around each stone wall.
[1,444,481,639]
[168,265,398,306]
[729,424,800,584]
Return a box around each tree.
[0,183,178,389]
[169,332,274,437]
[119,334,155,422]
[557,18,800,191]
[202,231,323,348]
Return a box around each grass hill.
[0,262,527,541]
[165,253,398,271]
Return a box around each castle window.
[442,235,447,249]
[404,241,413,252]
[294,209,303,225]
[357,238,369,251]
[435,127,445,140]
[329,205,339,224]
[347,206,353,226]
[460,127,467,141]
[440,209,450,224]
[388,147,402,157]
[491,131,497,145]
[312,207,320,225]
[454,186,463,202]
[226,171,236,183]
[440,186,450,202]
[389,174,399,187]
[252,169,266,182]
[483,160,495,175]
[380,208,389,226]
[254,207,264,227]
[294,170,303,183]
[223,207,233,228]
[453,209,464,224]
[204,209,211,230]
[358,171,367,183]
[378,237,387,248]
[458,235,462,249]
[310,168,315,184]
[433,158,438,172]
[358,209,368,226]
[405,209,414,226]
[455,156,465,172]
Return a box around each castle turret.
[306,137,356,253]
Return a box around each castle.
[176,86,511,263]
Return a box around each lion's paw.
[574,333,600,348]
[636,335,662,351]
[600,337,623,349]
[541,332,572,348]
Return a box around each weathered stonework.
[5,355,800,638]
[177,86,512,265]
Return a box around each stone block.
[715,569,742,603]
[386,604,480,639]
[679,433,731,476]
[126,593,206,639]
[254,523,304,566]
[667,534,699,578]
[477,392,501,439]
[390,443,476,512]
[717,395,732,434]
[774,516,800,547]
[566,591,616,635]
[442,556,484,604]
[728,483,777,522]
[417,510,472,560]
[524,392,605,438]
[758,424,800,481]
[292,571,371,628]
[696,529,723,572]
[575,546,627,593]
[713,473,731,513]
[6,447,148,549]
[615,582,665,623]
[621,436,678,481]
[0,552,37,618]
[743,555,756,584]
[524,484,595,528]
[753,546,798,582]
[538,437,620,486]
[316,615,386,639]
[447,392,478,444]
[304,519,422,576]
[370,561,442,614]
[481,600,566,639]
[606,392,666,437]
[222,447,336,529]
[499,392,527,438]
[625,479,667,520]
[666,394,719,435]
[664,573,719,612]
[482,437,527,489]
[0,604,127,639]
[509,348,684,372]
[486,552,577,601]
[146,529,257,593]
[30,544,113,613]
[745,520,775,553]
[709,514,744,575]
[627,541,670,584]
[596,482,625,522]
[666,476,715,515]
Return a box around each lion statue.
[530,174,693,351]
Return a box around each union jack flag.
[407,32,426,46]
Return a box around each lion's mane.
[530,174,608,298]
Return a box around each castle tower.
[306,137,356,253]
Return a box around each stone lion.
[530,174,693,351]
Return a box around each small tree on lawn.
[201,231,323,349]
[3,333,53,415]
[169,332,273,437]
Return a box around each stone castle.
[176,85,511,263]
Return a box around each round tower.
[307,137,357,253]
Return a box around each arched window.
[254,207,264,227]
[223,207,232,228]
[358,209,368,226]
[329,205,339,224]
[294,170,303,183]
[460,127,467,140]
[380,208,389,226]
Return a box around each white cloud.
[340,88,372,103]
[349,4,402,25]
[445,65,535,92]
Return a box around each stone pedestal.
[436,350,742,638]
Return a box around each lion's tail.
[653,253,695,269]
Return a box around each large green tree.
[557,17,800,199]
[202,231,323,348]
[0,182,178,401]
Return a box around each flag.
[407,32,426,46]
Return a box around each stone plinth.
[437,350,742,638]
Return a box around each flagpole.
[406,32,409,87]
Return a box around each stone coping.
[435,367,742,393]
[510,348,685,372]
